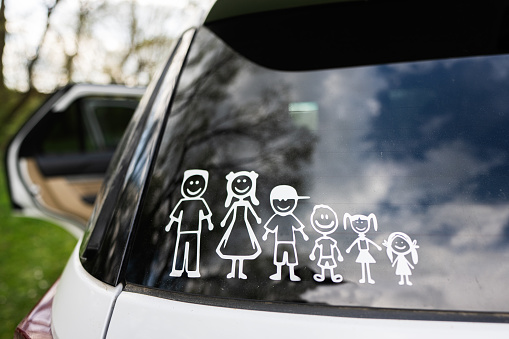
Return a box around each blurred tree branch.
[0,0,6,91]
[0,0,62,146]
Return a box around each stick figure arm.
[309,242,319,261]
[199,209,214,230]
[262,215,276,241]
[367,238,382,251]
[293,216,309,241]
[346,239,358,253]
[165,209,182,232]
[334,245,344,262]
[220,205,235,227]
[247,203,262,224]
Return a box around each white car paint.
[107,289,509,339]
[51,243,123,339]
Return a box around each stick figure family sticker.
[164,169,419,286]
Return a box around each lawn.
[0,165,77,338]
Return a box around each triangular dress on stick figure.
[309,204,344,283]
[344,213,382,284]
[165,169,213,278]
[216,171,262,279]
[383,232,419,286]
[262,185,309,282]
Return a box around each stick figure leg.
[366,264,375,284]
[313,267,325,282]
[359,263,366,283]
[270,264,282,280]
[289,264,301,282]
[227,259,237,279]
[238,260,247,280]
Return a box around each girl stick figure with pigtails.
[383,232,419,286]
[216,171,262,279]
[344,213,382,284]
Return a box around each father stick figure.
[262,185,309,282]
[165,169,213,278]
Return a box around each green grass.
[0,165,77,338]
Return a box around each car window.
[34,97,138,155]
[125,5,509,315]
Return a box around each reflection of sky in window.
[187,51,509,311]
[135,23,509,312]
[283,55,509,312]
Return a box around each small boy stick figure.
[309,204,344,283]
[262,185,309,282]
[383,232,419,286]
[165,169,213,278]
[216,171,262,280]
[344,213,382,284]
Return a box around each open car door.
[5,84,144,237]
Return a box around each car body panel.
[51,243,122,339]
[107,289,509,339]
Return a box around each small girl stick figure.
[344,213,382,284]
[216,171,262,279]
[309,205,344,283]
[383,232,419,286]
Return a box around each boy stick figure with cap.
[262,185,309,281]
[165,169,213,278]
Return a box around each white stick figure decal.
[383,232,419,286]
[309,205,344,283]
[262,185,309,282]
[165,169,213,278]
[216,171,262,279]
[344,213,382,284]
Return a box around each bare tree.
[0,0,6,91]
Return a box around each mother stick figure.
[216,171,262,279]
[383,232,419,286]
[344,213,382,284]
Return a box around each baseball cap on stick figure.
[270,185,309,216]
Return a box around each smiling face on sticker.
[232,175,253,197]
[352,217,370,234]
[273,198,297,215]
[311,205,338,235]
[391,235,411,255]
[183,175,206,198]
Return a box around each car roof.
[205,0,343,23]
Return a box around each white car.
[11,0,509,338]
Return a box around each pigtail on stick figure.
[262,185,309,282]
[309,205,344,283]
[216,171,262,279]
[165,169,213,278]
[344,213,382,284]
[383,232,419,286]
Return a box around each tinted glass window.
[127,19,509,314]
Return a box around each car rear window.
[126,3,509,315]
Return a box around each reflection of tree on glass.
[383,232,419,286]
[165,169,213,278]
[344,213,381,284]
[216,171,262,279]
